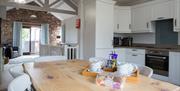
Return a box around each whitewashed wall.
[63,16,78,44]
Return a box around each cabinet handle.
[117,24,119,29]
[132,49,137,51]
[132,54,138,56]
[146,22,149,28]
[174,19,177,27]
[129,24,131,29]
[157,17,165,20]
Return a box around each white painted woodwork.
[152,0,174,20]
[174,0,180,32]
[131,4,153,33]
[114,48,126,62]
[0,48,3,84]
[114,6,131,33]
[0,0,78,15]
[125,48,145,65]
[96,0,114,49]
[40,45,63,56]
[82,0,115,59]
[169,52,180,85]
[95,48,113,59]
[0,6,6,19]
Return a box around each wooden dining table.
[23,60,180,91]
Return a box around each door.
[131,5,153,33]
[174,0,180,32]
[169,52,180,85]
[22,27,31,55]
[96,1,114,48]
[115,6,131,33]
[22,26,40,55]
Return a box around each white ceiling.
[6,0,78,20]
[6,0,154,20]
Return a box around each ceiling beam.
[63,0,78,12]
[49,0,63,7]
[36,0,44,6]
[44,0,49,8]
[0,2,77,15]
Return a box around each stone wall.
[1,8,61,45]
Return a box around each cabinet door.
[114,48,126,63]
[114,7,131,33]
[125,49,145,65]
[95,48,113,59]
[131,5,153,33]
[96,1,114,48]
[114,7,119,33]
[152,0,174,20]
[174,0,180,32]
[169,52,180,85]
[126,53,145,65]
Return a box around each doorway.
[22,26,40,55]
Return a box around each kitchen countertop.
[114,44,180,52]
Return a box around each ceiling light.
[14,0,26,4]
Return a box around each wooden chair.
[35,56,67,62]
[8,74,32,91]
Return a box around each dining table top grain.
[23,60,180,91]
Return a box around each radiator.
[65,46,79,60]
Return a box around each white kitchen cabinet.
[174,0,180,32]
[96,0,114,49]
[83,0,115,59]
[95,48,113,59]
[114,6,131,33]
[131,5,153,33]
[114,48,126,62]
[169,52,180,85]
[125,48,145,65]
[152,0,174,20]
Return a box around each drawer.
[126,53,145,65]
[126,48,145,55]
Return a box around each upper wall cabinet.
[152,0,174,20]
[114,6,131,33]
[174,0,180,32]
[131,5,153,33]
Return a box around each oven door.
[145,54,169,77]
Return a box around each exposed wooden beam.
[37,0,44,6]
[44,0,49,8]
[64,0,78,12]
[0,2,77,15]
[49,0,62,7]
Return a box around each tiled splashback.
[114,33,180,45]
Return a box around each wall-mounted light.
[30,15,37,18]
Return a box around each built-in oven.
[145,50,169,77]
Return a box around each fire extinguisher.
[76,19,80,29]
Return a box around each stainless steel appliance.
[121,37,133,46]
[113,37,121,47]
[145,50,169,77]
